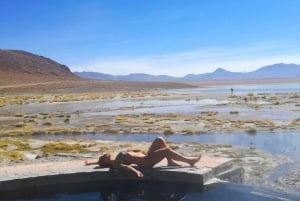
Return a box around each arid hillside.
[0,50,79,85]
[0,49,75,76]
[0,49,197,93]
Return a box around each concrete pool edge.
[0,156,244,193]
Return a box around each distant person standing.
[231,88,234,95]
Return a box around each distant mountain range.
[1,49,299,83]
[75,63,300,81]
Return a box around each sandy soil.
[1,76,299,93]
[0,75,195,93]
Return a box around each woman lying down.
[85,137,201,178]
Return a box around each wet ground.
[1,88,300,136]
[0,83,300,194]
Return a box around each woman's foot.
[188,155,201,167]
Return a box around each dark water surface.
[4,181,300,201]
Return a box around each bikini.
[116,151,129,164]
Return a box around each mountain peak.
[213,68,228,73]
[75,63,300,81]
[248,63,300,78]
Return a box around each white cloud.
[72,41,300,76]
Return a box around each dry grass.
[41,142,89,154]
[230,110,239,115]
[0,138,30,161]
[104,128,120,134]
[0,138,30,150]
[290,118,300,126]
[245,127,257,134]
[45,126,83,134]
[0,150,24,161]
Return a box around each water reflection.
[171,82,300,94]
[9,182,299,201]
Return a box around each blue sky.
[1,0,300,76]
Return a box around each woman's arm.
[85,160,98,166]
[118,164,144,178]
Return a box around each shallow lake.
[34,131,300,160]
[172,82,300,95]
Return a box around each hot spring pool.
[2,180,299,201]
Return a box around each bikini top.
[115,151,129,165]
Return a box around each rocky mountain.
[0,50,76,77]
[247,63,300,79]
[183,68,244,80]
[75,63,300,81]
[116,73,176,82]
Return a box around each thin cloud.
[72,41,300,76]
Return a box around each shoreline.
[1,77,300,94]
[184,78,300,87]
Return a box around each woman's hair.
[98,154,113,168]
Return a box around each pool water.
[3,181,300,201]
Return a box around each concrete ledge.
[0,156,244,193]
[216,166,245,183]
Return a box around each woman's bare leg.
[147,137,182,166]
[144,147,201,167]
[147,137,168,155]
